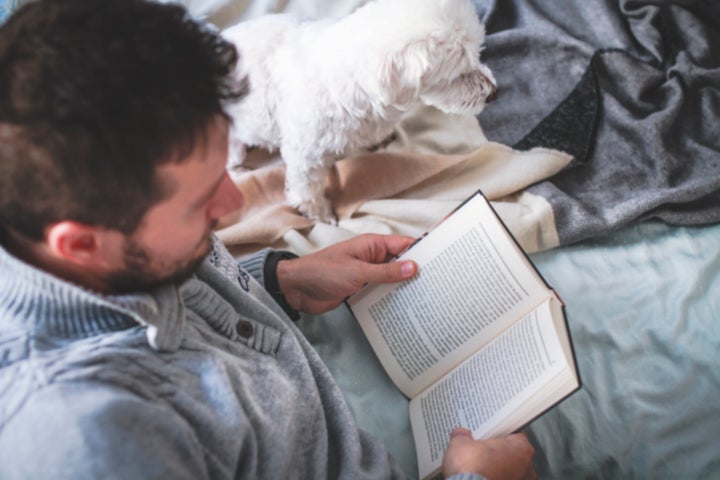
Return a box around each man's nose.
[209,173,244,220]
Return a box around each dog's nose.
[486,85,499,103]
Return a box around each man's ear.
[45,221,113,268]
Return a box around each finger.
[449,427,472,439]
[357,234,416,262]
[505,432,533,449]
[362,259,417,284]
[505,432,527,442]
[382,235,417,257]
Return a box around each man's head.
[0,0,247,292]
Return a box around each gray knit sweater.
[0,236,482,480]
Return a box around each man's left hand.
[276,234,418,314]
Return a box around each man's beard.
[103,233,214,294]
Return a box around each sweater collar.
[0,242,185,351]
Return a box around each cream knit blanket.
[217,105,572,257]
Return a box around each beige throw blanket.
[217,106,572,256]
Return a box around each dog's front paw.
[297,198,338,225]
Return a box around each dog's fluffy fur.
[223,0,497,223]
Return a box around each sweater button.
[236,320,254,338]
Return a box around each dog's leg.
[284,155,337,224]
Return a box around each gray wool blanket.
[475,0,720,245]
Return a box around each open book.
[346,191,580,480]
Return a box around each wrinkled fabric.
[475,0,720,244]
[527,221,720,478]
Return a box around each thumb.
[364,259,417,284]
[450,427,473,440]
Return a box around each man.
[0,0,536,478]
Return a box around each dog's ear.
[379,36,497,113]
[378,40,433,107]
[420,65,498,114]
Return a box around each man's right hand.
[442,428,537,480]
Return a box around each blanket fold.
[217,124,572,256]
[477,0,720,245]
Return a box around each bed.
[3,0,718,477]
[208,1,720,477]
[303,220,720,479]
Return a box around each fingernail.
[450,427,471,438]
[401,261,415,277]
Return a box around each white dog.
[223,0,497,223]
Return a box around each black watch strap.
[264,251,301,321]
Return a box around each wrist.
[263,251,301,321]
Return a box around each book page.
[409,298,574,479]
[348,193,551,397]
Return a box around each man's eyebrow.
[191,171,226,208]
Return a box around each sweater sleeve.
[0,382,210,480]
[236,247,274,287]
[238,248,300,321]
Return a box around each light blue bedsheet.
[299,221,720,479]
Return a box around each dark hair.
[0,0,247,240]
